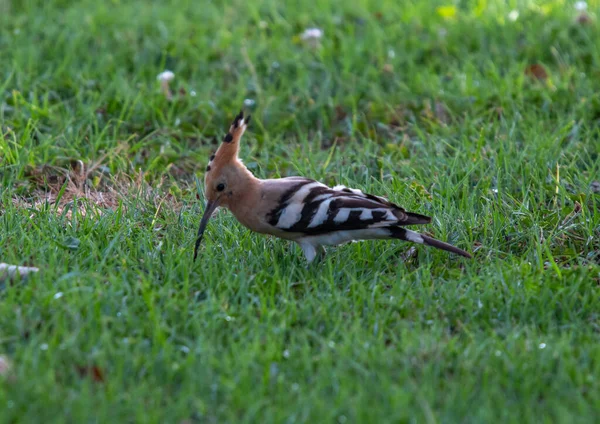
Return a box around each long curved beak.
[193,199,220,262]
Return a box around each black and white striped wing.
[267,180,431,235]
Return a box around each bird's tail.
[389,227,472,258]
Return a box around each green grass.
[1,0,599,422]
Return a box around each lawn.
[1,0,599,422]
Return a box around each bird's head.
[194,110,251,261]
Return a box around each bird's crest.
[205,110,251,173]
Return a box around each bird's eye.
[216,183,225,192]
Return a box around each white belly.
[298,229,390,247]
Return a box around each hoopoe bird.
[194,111,472,263]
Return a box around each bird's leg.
[299,242,317,263]
[298,242,326,265]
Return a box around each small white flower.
[156,70,175,82]
[301,28,323,40]
[508,10,519,21]
[283,349,290,358]
[243,98,256,107]
[575,1,588,11]
[157,70,175,100]
[53,292,64,300]
[539,343,546,349]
